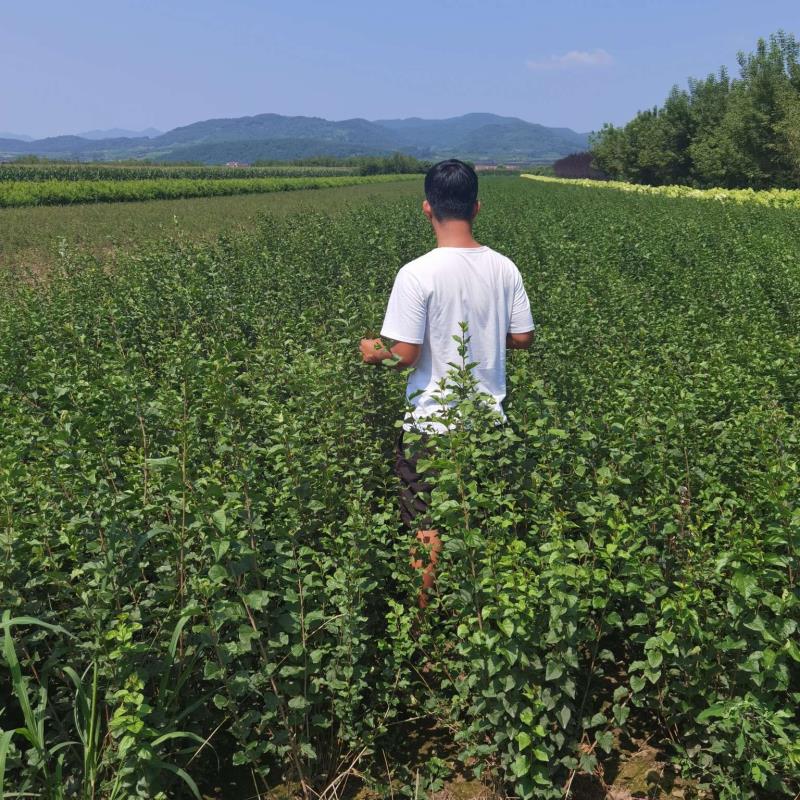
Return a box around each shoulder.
[483,247,522,280]
[395,249,441,287]
[389,256,431,301]
[489,247,517,268]
[400,248,440,273]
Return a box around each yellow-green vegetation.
[0,173,420,208]
[1,178,798,799]
[522,173,800,208]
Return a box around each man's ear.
[472,200,481,220]
[422,199,434,221]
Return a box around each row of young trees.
[10,152,431,176]
[253,152,430,175]
[591,31,800,188]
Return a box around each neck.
[432,218,481,249]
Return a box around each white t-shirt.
[381,245,534,432]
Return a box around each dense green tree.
[592,31,800,188]
[775,86,800,183]
[589,123,629,178]
[252,152,429,175]
[686,69,737,186]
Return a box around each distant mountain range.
[0,113,590,164]
[76,127,163,140]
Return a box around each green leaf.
[151,730,205,748]
[145,456,178,469]
[784,638,800,662]
[644,667,662,684]
[244,590,270,610]
[613,686,629,703]
[595,730,613,754]
[149,759,201,800]
[212,508,228,534]
[647,650,663,669]
[576,501,596,517]
[0,729,17,800]
[613,703,630,726]
[630,675,646,693]
[168,614,193,660]
[696,703,727,723]
[533,747,549,762]
[545,661,564,681]
[511,753,530,778]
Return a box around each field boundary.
[520,173,800,209]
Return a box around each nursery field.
[0,178,425,270]
[0,164,354,181]
[0,173,420,208]
[0,177,798,799]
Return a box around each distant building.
[553,152,605,180]
[474,163,526,172]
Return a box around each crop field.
[0,173,420,208]
[0,178,426,271]
[0,164,355,182]
[0,177,798,799]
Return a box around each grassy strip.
[0,173,420,208]
[521,173,800,208]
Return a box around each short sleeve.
[508,267,535,334]
[380,268,427,344]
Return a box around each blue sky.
[2,0,798,138]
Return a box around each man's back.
[381,245,534,431]
[359,158,534,608]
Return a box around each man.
[359,159,535,609]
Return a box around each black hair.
[424,159,479,222]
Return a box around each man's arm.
[507,264,535,350]
[506,330,535,350]
[360,337,421,368]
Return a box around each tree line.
[591,31,800,188]
[253,152,430,175]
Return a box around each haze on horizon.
[2,0,798,140]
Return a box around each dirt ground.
[248,722,701,800]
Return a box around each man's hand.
[360,338,390,365]
[359,337,421,368]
